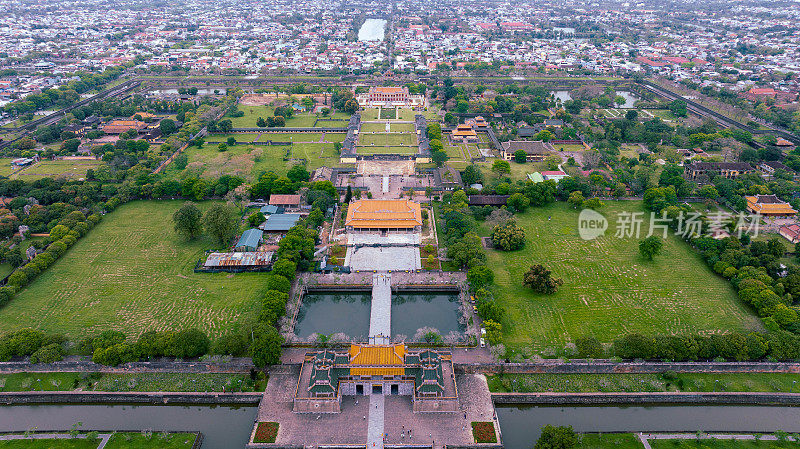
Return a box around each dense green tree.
[173,202,203,240]
[523,264,563,294]
[491,220,526,251]
[251,323,284,368]
[204,203,237,244]
[535,426,578,449]
[639,235,664,261]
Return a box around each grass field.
[480,201,762,356]
[0,201,268,339]
[651,439,798,449]
[359,123,416,133]
[0,158,17,177]
[105,432,197,449]
[231,104,350,128]
[11,160,104,181]
[579,433,643,449]
[0,439,97,448]
[358,132,417,146]
[165,141,339,181]
[487,373,800,393]
[0,372,265,392]
[356,146,417,155]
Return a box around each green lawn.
[0,201,268,339]
[0,372,265,392]
[230,104,350,128]
[356,146,417,155]
[358,132,417,146]
[580,433,643,449]
[481,201,762,356]
[165,145,310,181]
[0,439,98,448]
[359,123,415,133]
[487,373,800,393]
[105,432,197,449]
[11,160,104,181]
[651,439,798,449]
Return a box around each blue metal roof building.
[235,228,263,251]
[260,214,301,232]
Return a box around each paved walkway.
[367,393,386,449]
[0,433,111,448]
[638,432,783,449]
[369,273,391,344]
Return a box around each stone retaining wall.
[0,391,262,405]
[456,362,800,375]
[492,392,800,406]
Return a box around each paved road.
[367,393,386,449]
[369,273,391,344]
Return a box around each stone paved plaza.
[346,246,421,271]
[255,368,498,447]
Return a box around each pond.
[294,291,371,341]
[359,19,387,41]
[0,404,257,449]
[497,405,800,449]
[392,292,464,341]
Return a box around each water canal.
[0,404,257,449]
[497,405,800,449]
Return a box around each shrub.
[265,274,291,293]
[30,343,65,363]
[471,422,497,443]
[254,422,279,443]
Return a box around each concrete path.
[367,393,386,449]
[369,273,391,344]
[0,433,111,448]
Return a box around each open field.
[651,439,797,449]
[0,439,97,448]
[480,201,762,356]
[356,146,417,155]
[165,142,338,181]
[362,107,439,121]
[360,123,416,133]
[0,201,268,339]
[358,132,417,147]
[206,132,344,144]
[231,104,350,128]
[0,158,17,177]
[0,372,265,392]
[579,433,643,449]
[487,373,800,393]
[105,433,198,449]
[11,160,104,181]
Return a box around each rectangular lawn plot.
[356,146,417,155]
[167,145,289,181]
[0,201,268,339]
[358,133,417,146]
[12,160,104,180]
[482,201,762,354]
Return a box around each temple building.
[356,87,426,108]
[345,199,423,233]
[293,344,457,413]
[746,194,797,217]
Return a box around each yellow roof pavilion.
[348,344,405,376]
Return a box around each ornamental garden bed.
[471,421,497,443]
[254,422,279,443]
